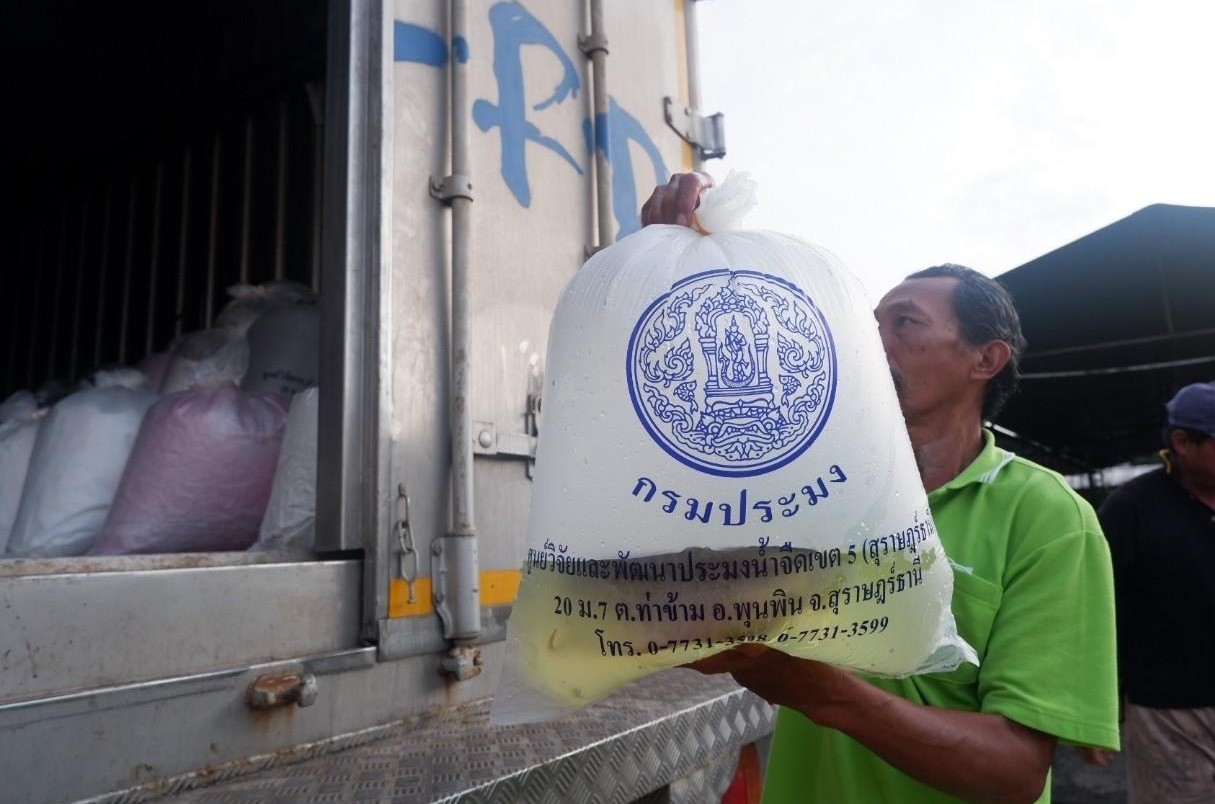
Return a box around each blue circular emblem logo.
[626,269,837,477]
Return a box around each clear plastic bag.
[491,172,975,724]
[252,387,318,554]
[159,329,249,395]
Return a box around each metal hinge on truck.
[663,97,726,161]
[472,384,541,479]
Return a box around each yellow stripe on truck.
[388,569,522,619]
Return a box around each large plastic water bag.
[492,173,975,724]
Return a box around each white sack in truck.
[7,370,156,558]
[0,408,44,554]
[492,173,976,725]
[159,281,316,396]
[252,386,318,553]
[92,386,288,555]
[240,303,320,399]
[214,279,316,334]
[0,390,37,426]
[0,390,42,553]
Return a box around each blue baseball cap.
[1166,382,1215,436]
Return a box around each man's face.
[874,277,979,421]
[1173,431,1215,484]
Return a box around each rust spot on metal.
[273,743,308,762]
[248,674,302,706]
[249,702,297,741]
[195,755,253,781]
[246,671,318,711]
[245,670,315,745]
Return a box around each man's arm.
[691,647,1055,804]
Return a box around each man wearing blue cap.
[1097,381,1215,802]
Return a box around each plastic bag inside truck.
[0,2,772,802]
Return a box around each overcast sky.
[695,0,1215,300]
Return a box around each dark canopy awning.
[994,204,1215,473]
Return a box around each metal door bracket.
[429,174,474,203]
[472,386,541,479]
[578,31,609,57]
[663,97,726,160]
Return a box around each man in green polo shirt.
[643,174,1119,803]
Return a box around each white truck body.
[0,1,771,802]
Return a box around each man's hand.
[684,644,855,724]
[640,172,714,228]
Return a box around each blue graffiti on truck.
[393,22,450,66]
[586,98,669,239]
[471,2,584,207]
[394,1,671,233]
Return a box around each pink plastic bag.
[92,386,288,554]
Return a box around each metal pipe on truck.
[584,0,613,249]
[435,0,484,666]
